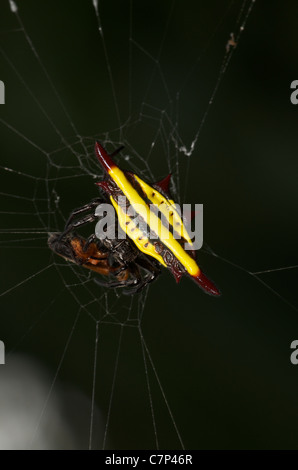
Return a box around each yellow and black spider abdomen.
[95,142,220,296]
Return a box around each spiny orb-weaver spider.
[48,142,220,296]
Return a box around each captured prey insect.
[48,231,160,293]
[48,142,220,296]
[48,233,132,281]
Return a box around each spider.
[48,142,220,296]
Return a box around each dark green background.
[0,0,298,449]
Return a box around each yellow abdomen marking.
[134,174,193,247]
[110,196,166,267]
[108,166,199,276]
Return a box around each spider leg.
[111,264,127,276]
[136,256,161,278]
[64,198,103,230]
[60,213,98,240]
[93,256,160,295]
[83,234,100,252]
[94,276,138,290]
[94,259,140,291]
[122,257,161,295]
[106,252,128,275]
